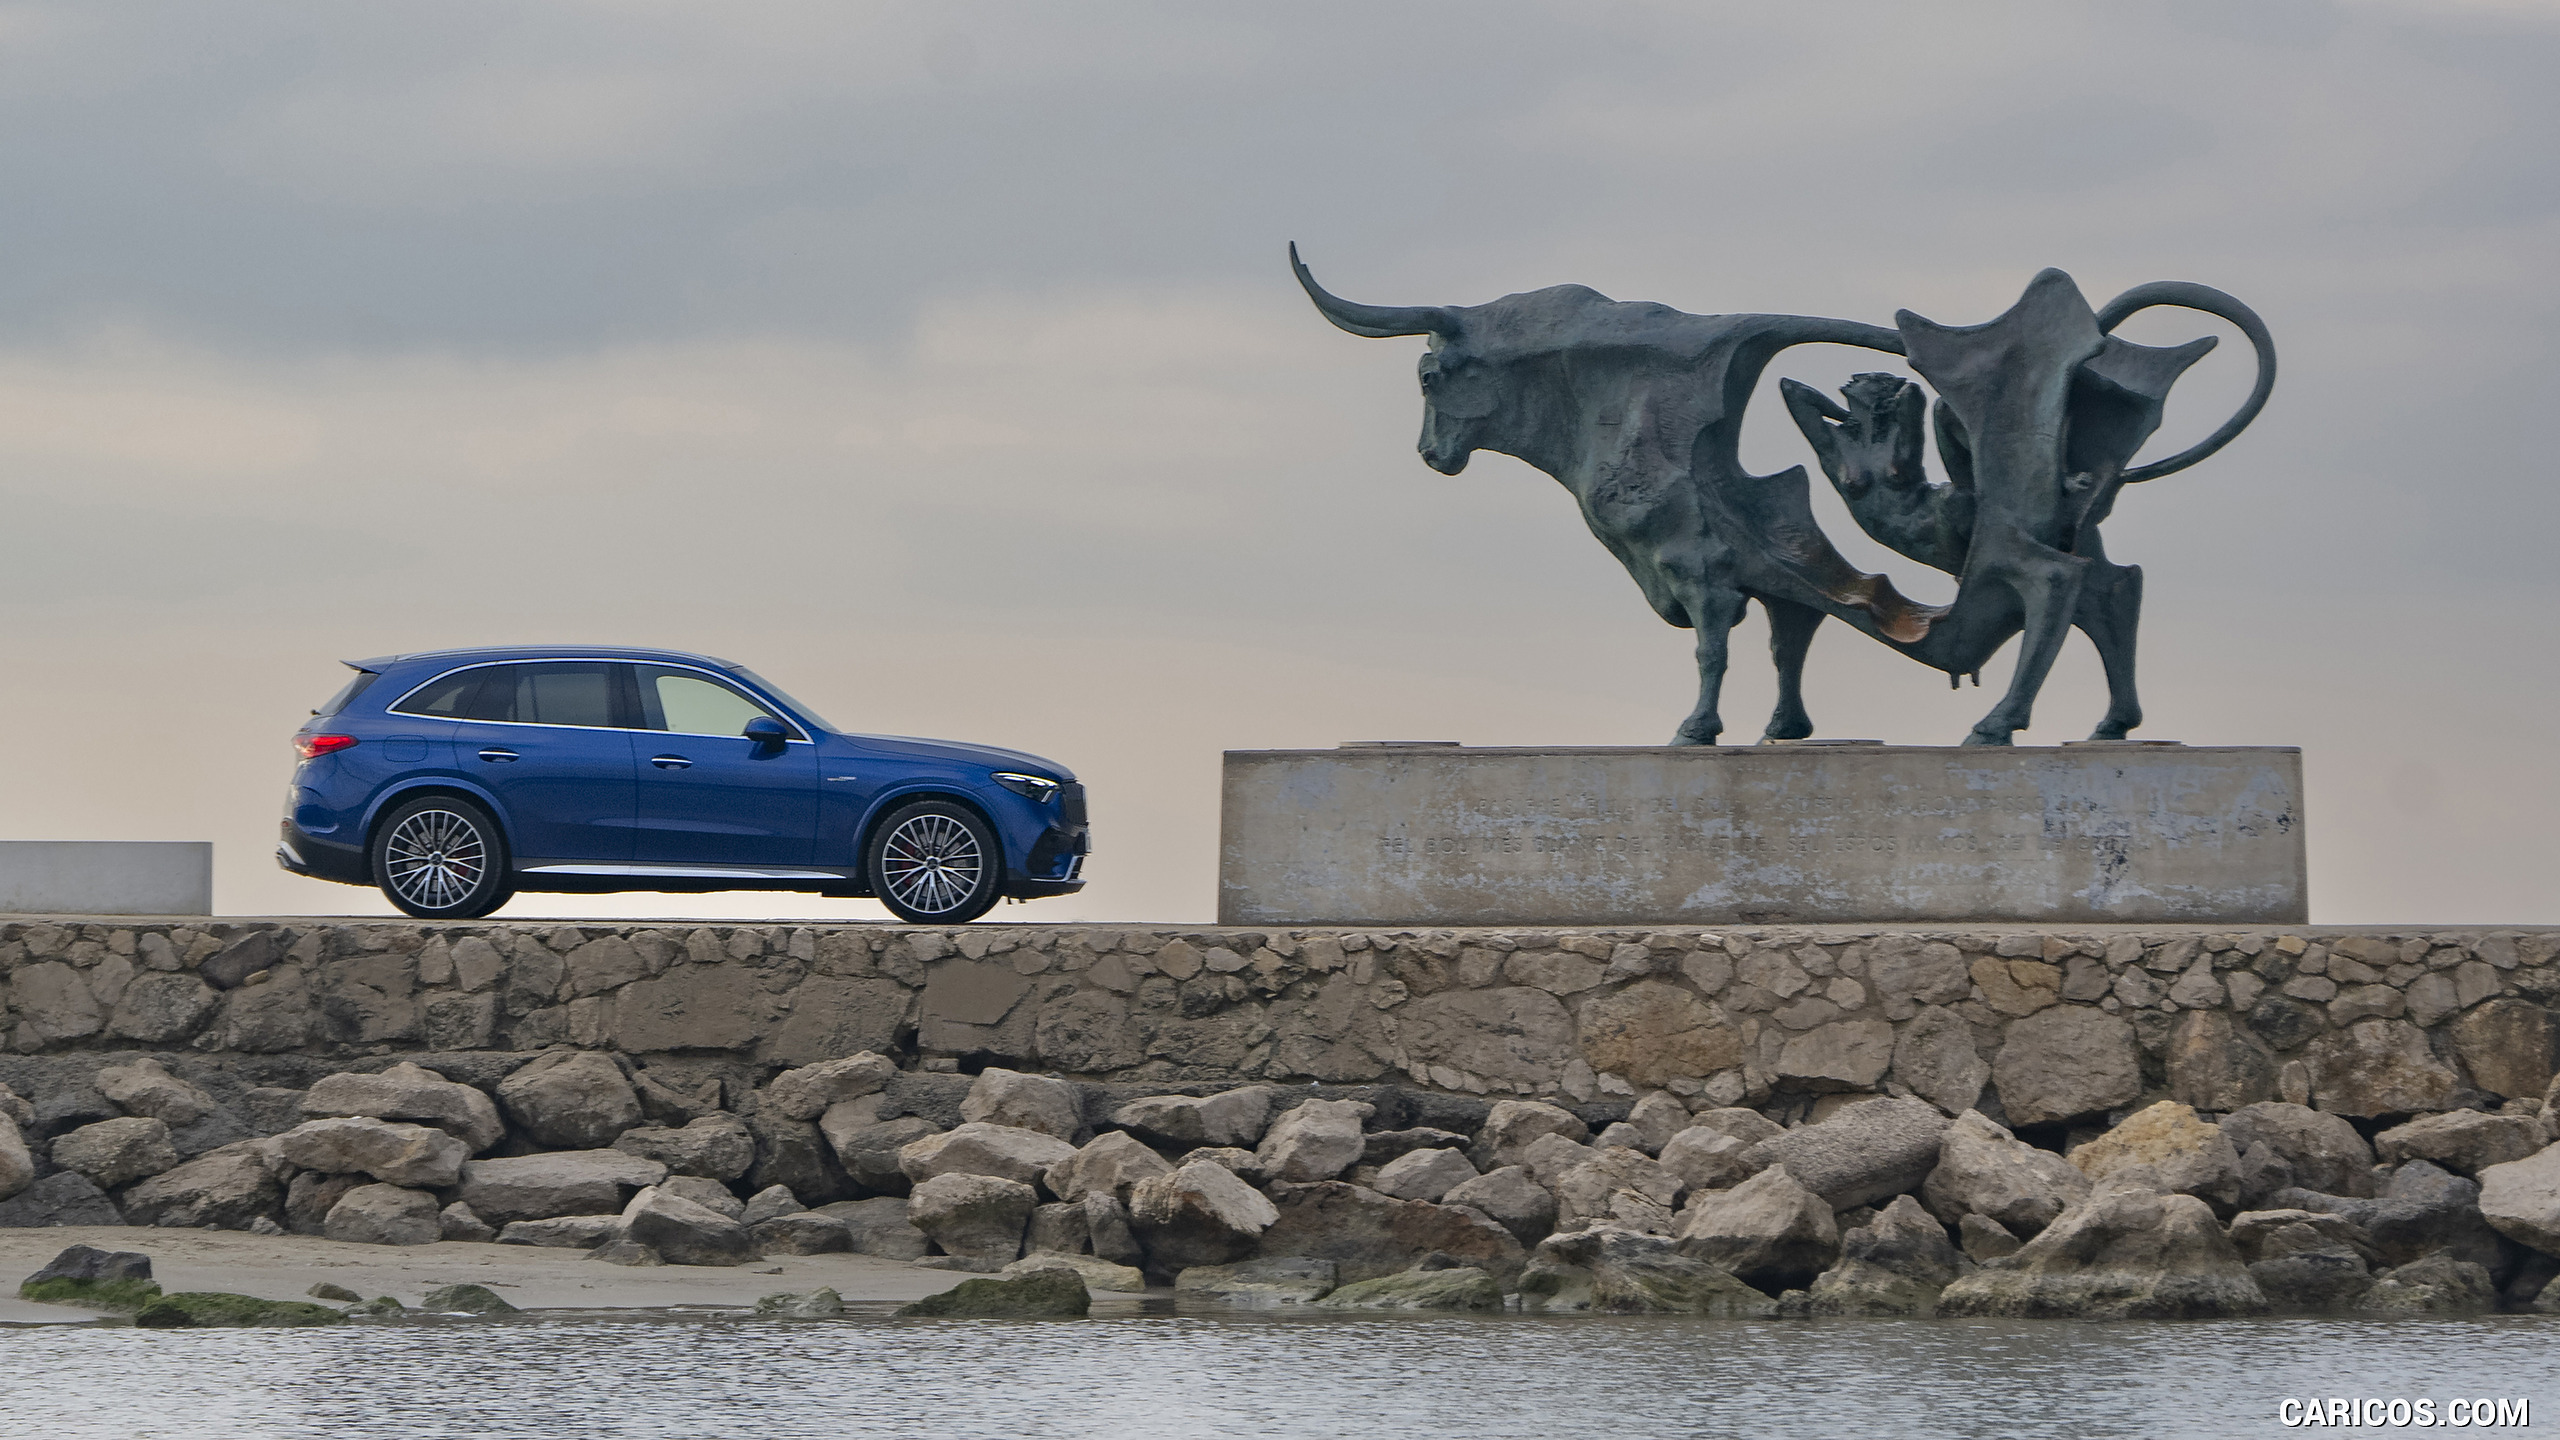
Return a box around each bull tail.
[2095,281,2276,483]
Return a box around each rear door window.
[633,664,802,739]
[396,661,624,728]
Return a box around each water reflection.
[0,1310,2552,1440]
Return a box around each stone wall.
[3,919,2556,1126]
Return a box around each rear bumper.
[278,821,370,886]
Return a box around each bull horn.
[1290,243,1456,339]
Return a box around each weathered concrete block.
[1219,746,2305,925]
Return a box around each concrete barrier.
[0,842,212,917]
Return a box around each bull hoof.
[1961,728,2015,747]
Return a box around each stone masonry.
[2,920,2554,1124]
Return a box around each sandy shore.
[0,1227,1005,1322]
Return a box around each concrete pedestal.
[1219,745,2305,927]
[0,841,213,916]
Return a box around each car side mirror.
[743,716,789,749]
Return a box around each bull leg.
[1761,596,1823,741]
[1670,587,1750,746]
[2075,561,2144,740]
[1964,546,2090,746]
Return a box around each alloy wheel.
[878,812,986,918]
[382,808,490,913]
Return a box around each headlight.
[992,772,1061,803]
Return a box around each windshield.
[727,667,836,733]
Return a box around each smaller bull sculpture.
[1294,247,2273,745]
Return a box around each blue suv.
[278,646,1088,923]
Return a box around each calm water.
[1,1307,2553,1440]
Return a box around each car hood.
[841,733,1076,782]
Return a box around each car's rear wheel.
[868,800,1002,924]
[372,795,514,919]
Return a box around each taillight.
[296,734,358,759]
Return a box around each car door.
[441,661,637,863]
[629,663,818,868]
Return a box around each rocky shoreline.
[9,1042,2560,1321]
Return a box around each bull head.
[1292,243,1493,475]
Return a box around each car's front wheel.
[868,800,1002,924]
[371,795,514,920]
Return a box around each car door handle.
[650,754,693,770]
[478,747,519,762]
[826,775,860,782]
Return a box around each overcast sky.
[4,0,2554,925]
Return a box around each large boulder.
[999,1252,1146,1293]
[621,1185,760,1266]
[322,1183,442,1246]
[611,1114,757,1180]
[1084,1191,1144,1267]
[2273,1160,2505,1270]
[1576,980,1744,1089]
[761,1053,896,1122]
[1936,1175,2269,1319]
[1673,1165,1838,1294]
[907,1172,1038,1263]
[899,1123,1077,1189]
[2373,1112,2546,1177]
[0,1113,32,1202]
[1043,1131,1174,1205]
[455,1150,667,1225]
[303,1062,504,1153]
[895,1269,1089,1318]
[1686,1107,1784,1147]
[1656,1127,1761,1196]
[1372,1148,1478,1203]
[1889,1007,1991,1113]
[2451,999,2558,1099]
[2477,1145,2560,1257]
[1553,1147,1683,1233]
[285,1172,364,1235]
[2220,1103,2375,1198]
[659,1175,745,1219]
[1255,1181,1525,1286]
[1470,1100,1588,1171]
[2355,1250,2496,1314]
[1741,1097,1949,1210]
[820,1106,940,1196]
[496,1215,624,1249]
[51,1117,180,1190]
[1802,1194,1969,1317]
[118,1141,287,1230]
[2165,1011,2278,1112]
[94,1059,218,1128]
[1439,1165,1557,1247]
[1922,1110,2090,1237]
[1174,1256,1339,1305]
[959,1068,1081,1140]
[1110,1088,1273,1150]
[1254,1098,1372,1183]
[276,1117,468,1189]
[1315,1265,1503,1311]
[2305,1020,2460,1118]
[0,1172,121,1227]
[1992,1007,2142,1127]
[497,1052,644,1150]
[1127,1160,1279,1270]
[812,1196,931,1260]
[1775,1018,1895,1092]
[2232,1211,2376,1310]
[2067,1103,2242,1213]
[752,1213,852,1255]
[1622,1093,1694,1154]
[1517,1224,1774,1315]
[745,1112,854,1206]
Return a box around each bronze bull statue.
[1293,247,2273,745]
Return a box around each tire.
[867,799,1003,925]
[371,795,514,920]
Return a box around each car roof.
[347,645,744,672]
